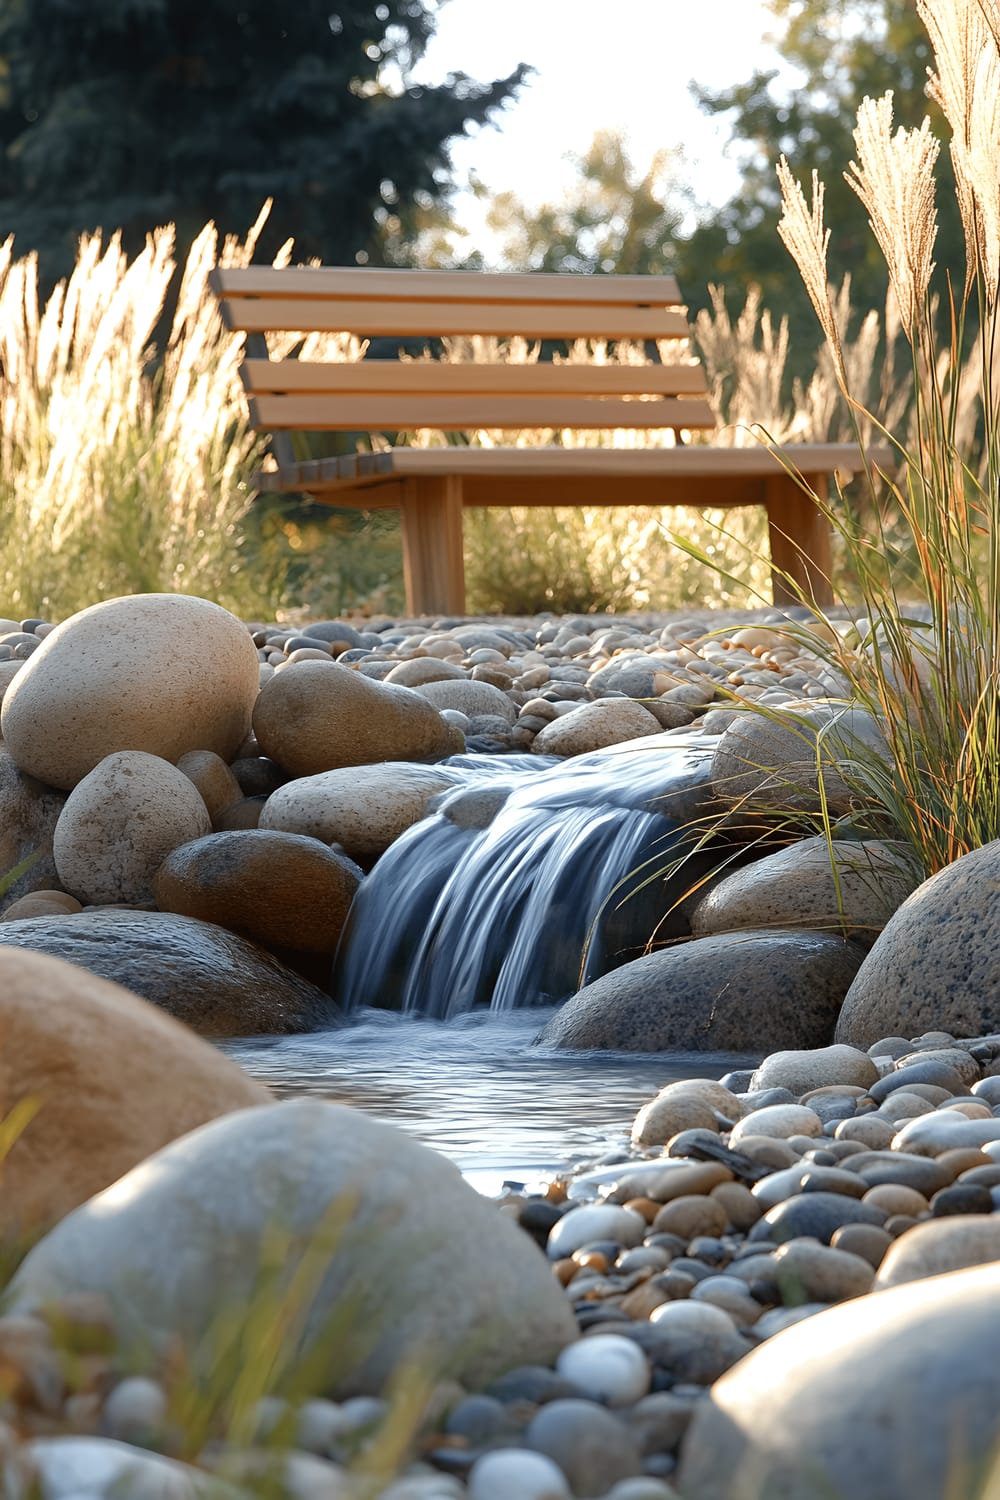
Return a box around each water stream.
[228,733,761,1187]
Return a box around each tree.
[475,128,692,275]
[0,0,529,280]
[674,0,964,353]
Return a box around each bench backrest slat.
[219,297,690,341]
[240,359,709,398]
[210,266,685,307]
[247,393,717,432]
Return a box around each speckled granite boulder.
[676,1263,1000,1500]
[0,910,336,1036]
[535,929,866,1052]
[691,836,920,946]
[9,1099,578,1396]
[252,660,462,776]
[836,840,1000,1046]
[0,948,269,1239]
[0,594,259,790]
[53,751,212,905]
[152,830,362,955]
[710,700,889,815]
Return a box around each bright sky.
[410,0,787,252]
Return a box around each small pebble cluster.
[5,1030,1000,1498]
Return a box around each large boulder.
[691,836,920,946]
[710,700,889,815]
[252,661,462,777]
[53,750,212,905]
[836,839,1000,1046]
[259,762,461,860]
[152,830,362,955]
[535,929,866,1052]
[0,749,66,913]
[0,910,336,1036]
[0,948,269,1240]
[676,1262,1000,1500]
[0,594,259,790]
[8,1099,578,1395]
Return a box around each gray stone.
[526,1399,643,1497]
[533,700,664,756]
[836,838,1000,1046]
[15,1436,237,1497]
[868,1060,970,1102]
[0,750,66,914]
[710,701,890,816]
[691,838,919,946]
[676,1261,1000,1500]
[0,910,335,1036]
[535,930,865,1053]
[749,1191,885,1246]
[9,1099,577,1396]
[547,1205,646,1260]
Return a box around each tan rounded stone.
[710,1181,763,1231]
[652,1195,729,1240]
[260,762,459,860]
[383,658,468,687]
[252,661,461,776]
[862,1184,929,1219]
[0,595,259,791]
[174,751,243,827]
[152,830,361,955]
[631,1080,742,1148]
[729,1105,822,1144]
[875,1216,1000,1289]
[532,700,663,756]
[53,752,212,905]
[0,947,269,1239]
[0,891,82,921]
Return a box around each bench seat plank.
[255,442,880,491]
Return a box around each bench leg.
[400,476,467,616]
[765,473,834,607]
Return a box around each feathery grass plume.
[776,160,849,390]
[845,93,939,342]
[921,0,1000,297]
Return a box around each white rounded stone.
[729,1105,823,1143]
[546,1204,646,1260]
[0,594,259,790]
[468,1448,571,1500]
[555,1334,650,1407]
[53,751,211,904]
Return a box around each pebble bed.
[1,601,992,1500]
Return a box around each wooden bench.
[209,265,876,616]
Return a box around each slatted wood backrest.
[209,267,716,437]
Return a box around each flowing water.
[228,733,760,1188]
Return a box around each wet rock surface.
[0,909,337,1035]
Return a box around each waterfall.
[336,734,723,1019]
